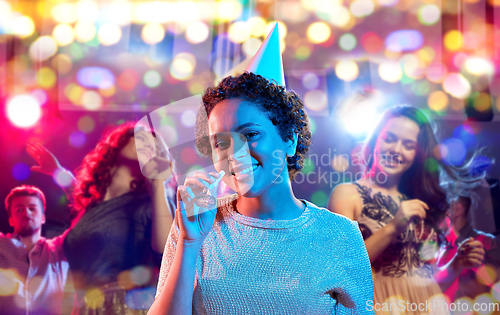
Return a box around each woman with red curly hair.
[27,122,175,315]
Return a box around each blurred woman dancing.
[328,105,485,314]
[28,122,175,315]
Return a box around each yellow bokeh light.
[335,60,359,82]
[427,91,449,112]
[0,268,21,296]
[216,0,243,22]
[474,93,492,112]
[74,21,96,42]
[98,23,122,46]
[185,21,209,44]
[65,83,84,105]
[51,54,73,75]
[51,3,77,24]
[78,116,95,133]
[444,30,463,51]
[265,21,287,39]
[248,17,267,37]
[85,288,105,309]
[52,24,75,46]
[329,5,352,28]
[99,85,115,97]
[402,54,425,80]
[12,16,35,38]
[37,67,57,89]
[141,23,165,45]
[307,22,331,44]
[228,21,251,44]
[416,46,435,66]
[170,53,196,81]
[76,0,99,23]
[81,91,102,110]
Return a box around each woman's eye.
[245,131,258,139]
[215,141,228,149]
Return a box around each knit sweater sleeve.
[336,219,374,315]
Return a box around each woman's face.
[208,98,295,197]
[120,130,158,163]
[372,116,420,178]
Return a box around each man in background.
[0,185,70,315]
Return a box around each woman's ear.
[286,132,299,158]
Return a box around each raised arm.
[328,183,428,262]
[148,171,224,315]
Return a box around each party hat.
[245,23,285,86]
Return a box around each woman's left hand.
[454,237,485,270]
[142,155,173,188]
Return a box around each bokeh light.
[307,22,331,44]
[76,0,99,23]
[339,33,356,51]
[29,36,58,62]
[443,73,471,99]
[444,30,463,51]
[242,38,262,57]
[31,89,47,105]
[440,138,467,166]
[385,30,423,52]
[143,70,161,88]
[77,67,115,89]
[304,90,327,111]
[335,60,359,82]
[185,21,209,44]
[52,54,73,75]
[427,91,449,112]
[180,110,196,128]
[418,4,441,25]
[7,95,41,128]
[378,61,403,83]
[12,163,30,181]
[216,0,243,22]
[265,21,287,40]
[350,0,375,17]
[361,32,383,53]
[78,116,96,133]
[170,53,196,81]
[228,21,251,44]
[328,5,351,28]
[465,57,495,76]
[51,3,77,24]
[248,17,267,37]
[141,23,165,45]
[69,131,86,147]
[74,21,97,43]
[12,15,35,38]
[53,24,75,46]
[81,91,103,110]
[302,73,320,90]
[37,67,57,89]
[117,69,139,91]
[98,23,122,46]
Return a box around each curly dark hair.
[72,122,149,213]
[195,72,311,180]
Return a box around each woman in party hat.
[149,24,373,314]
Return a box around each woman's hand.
[176,171,225,246]
[142,155,174,190]
[454,237,485,270]
[388,199,429,235]
[26,143,62,176]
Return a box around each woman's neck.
[362,168,402,195]
[235,180,304,221]
[103,164,139,201]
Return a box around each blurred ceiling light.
[75,21,97,42]
[53,24,75,46]
[338,91,384,136]
[29,36,58,62]
[142,23,165,45]
[307,22,331,44]
[186,21,209,44]
[98,23,122,46]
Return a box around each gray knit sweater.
[156,195,374,314]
